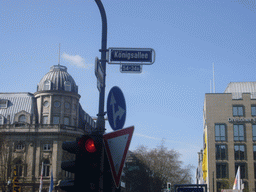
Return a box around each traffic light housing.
[60,139,77,191]
[167,182,171,191]
[60,134,103,192]
[75,134,103,191]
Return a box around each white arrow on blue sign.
[107,86,126,131]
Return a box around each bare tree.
[123,141,193,192]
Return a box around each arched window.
[15,142,25,150]
[18,115,26,122]
[0,115,4,125]
[44,80,51,90]
[43,159,50,177]
[64,81,71,91]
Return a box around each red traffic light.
[78,137,97,153]
[85,138,97,153]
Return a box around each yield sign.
[103,126,134,187]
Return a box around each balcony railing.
[0,124,86,135]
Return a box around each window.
[243,181,248,192]
[54,101,60,108]
[0,115,4,125]
[234,144,246,160]
[253,125,256,141]
[65,171,74,178]
[64,81,71,91]
[15,160,23,177]
[233,106,244,116]
[252,105,256,116]
[215,124,226,141]
[73,118,76,126]
[216,163,228,178]
[53,116,60,124]
[0,100,8,108]
[73,104,77,111]
[235,163,247,179]
[254,145,256,160]
[44,80,51,90]
[65,102,70,109]
[18,115,26,122]
[234,124,245,141]
[43,159,50,177]
[43,116,48,124]
[15,143,25,150]
[43,144,51,151]
[64,117,70,126]
[216,144,228,160]
[217,181,229,192]
[254,163,256,179]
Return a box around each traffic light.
[167,182,171,192]
[75,134,103,191]
[13,167,21,192]
[60,134,103,192]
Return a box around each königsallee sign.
[108,48,155,65]
[111,50,152,62]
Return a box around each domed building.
[0,65,95,192]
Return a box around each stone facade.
[0,65,95,192]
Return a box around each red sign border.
[103,126,134,188]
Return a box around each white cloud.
[62,53,93,69]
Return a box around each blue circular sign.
[107,86,126,131]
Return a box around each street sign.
[95,57,104,91]
[107,86,126,131]
[108,47,155,65]
[103,126,134,188]
[175,184,207,192]
[120,64,142,73]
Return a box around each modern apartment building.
[202,82,256,192]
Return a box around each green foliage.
[123,141,193,192]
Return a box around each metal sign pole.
[95,0,107,135]
[94,1,108,192]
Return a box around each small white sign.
[120,64,142,73]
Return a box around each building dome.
[37,65,78,93]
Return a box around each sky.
[1,0,256,182]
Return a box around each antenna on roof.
[213,63,215,93]
[210,79,212,93]
[58,43,61,66]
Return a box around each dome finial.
[58,43,61,66]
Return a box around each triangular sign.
[103,126,134,188]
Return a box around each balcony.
[0,124,85,135]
